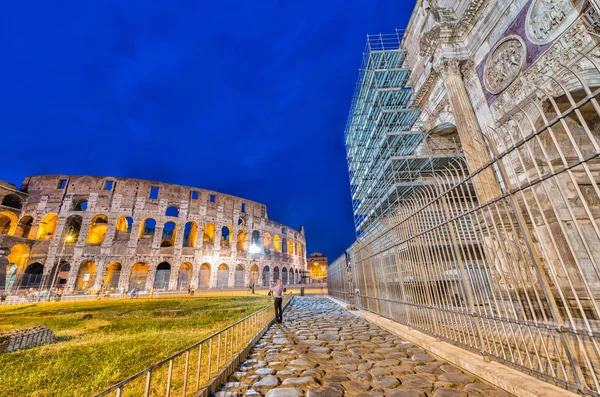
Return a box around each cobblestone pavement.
[218,297,511,397]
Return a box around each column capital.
[438,57,462,79]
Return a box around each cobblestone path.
[219,297,510,397]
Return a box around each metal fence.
[95,294,293,397]
[330,21,600,396]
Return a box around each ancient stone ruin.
[0,325,56,353]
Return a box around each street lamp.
[248,243,260,293]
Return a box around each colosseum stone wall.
[0,175,307,294]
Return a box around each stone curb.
[326,296,577,397]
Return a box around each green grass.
[0,296,270,397]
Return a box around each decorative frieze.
[483,35,526,94]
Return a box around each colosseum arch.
[297,242,303,257]
[282,267,288,284]
[75,261,96,292]
[263,232,272,251]
[183,221,198,248]
[199,263,211,288]
[177,263,193,290]
[0,211,17,235]
[287,239,294,255]
[273,235,281,252]
[221,225,232,247]
[203,223,215,244]
[36,213,58,240]
[154,262,171,290]
[138,218,156,239]
[273,266,280,282]
[237,228,248,252]
[262,266,270,286]
[130,262,149,291]
[161,221,177,247]
[52,261,70,289]
[165,205,179,217]
[251,230,260,247]
[72,197,88,211]
[16,215,33,238]
[234,264,244,287]
[289,268,295,284]
[249,264,259,286]
[217,263,229,288]
[20,262,43,289]
[116,216,133,233]
[103,262,121,289]
[1,194,23,209]
[62,215,83,243]
[86,214,108,245]
[238,217,246,227]
[7,244,29,287]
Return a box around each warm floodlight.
[249,244,260,254]
[66,235,74,242]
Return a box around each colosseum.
[0,175,307,294]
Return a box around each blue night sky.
[0,1,414,261]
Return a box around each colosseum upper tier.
[0,175,307,293]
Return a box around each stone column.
[439,57,501,202]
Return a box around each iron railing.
[330,11,600,397]
[95,294,293,397]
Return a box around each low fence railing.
[95,294,293,397]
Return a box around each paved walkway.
[218,297,510,397]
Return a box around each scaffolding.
[345,31,461,235]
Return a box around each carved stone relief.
[526,0,581,45]
[483,36,526,95]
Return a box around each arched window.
[86,214,108,245]
[237,229,248,252]
[297,242,303,257]
[177,263,193,290]
[199,263,211,288]
[234,264,244,287]
[36,213,58,240]
[282,267,288,285]
[72,198,88,211]
[263,232,272,250]
[262,266,271,286]
[288,239,294,255]
[139,218,156,239]
[7,244,30,287]
[130,262,149,290]
[251,230,260,246]
[17,216,33,238]
[217,263,229,288]
[221,225,232,247]
[273,266,280,283]
[103,262,121,289]
[161,221,177,247]
[203,223,215,243]
[0,211,18,235]
[282,238,287,254]
[289,268,295,284]
[62,215,82,243]
[75,261,96,292]
[165,206,179,217]
[1,194,22,209]
[273,235,281,252]
[116,216,133,233]
[154,262,171,290]
[183,221,198,248]
[238,217,245,226]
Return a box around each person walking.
[270,279,284,323]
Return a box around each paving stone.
[256,368,277,376]
[318,333,339,341]
[372,376,400,389]
[438,373,476,384]
[253,375,280,392]
[370,367,391,377]
[440,365,463,374]
[281,376,319,389]
[323,374,350,382]
[289,359,318,368]
[276,371,297,380]
[244,390,260,397]
[414,365,443,375]
[356,392,384,397]
[374,359,400,367]
[432,389,467,397]
[358,362,373,371]
[350,371,373,382]
[384,390,426,397]
[265,388,304,397]
[411,354,435,363]
[307,385,344,397]
[309,346,331,353]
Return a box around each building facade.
[306,252,328,281]
[0,175,307,294]
[329,1,600,395]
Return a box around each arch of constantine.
[0,175,307,294]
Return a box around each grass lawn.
[0,296,270,397]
